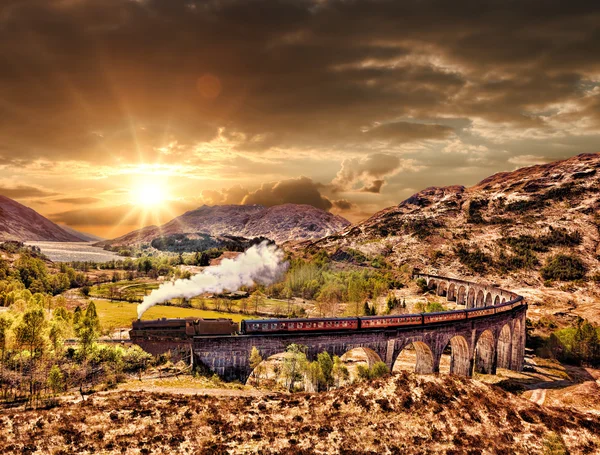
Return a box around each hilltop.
[298,153,600,324]
[98,203,350,247]
[1,372,598,454]
[0,196,81,242]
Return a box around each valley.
[2,154,600,454]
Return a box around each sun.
[131,182,168,207]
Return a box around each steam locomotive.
[130,296,524,341]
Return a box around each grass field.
[93,299,253,329]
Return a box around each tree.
[317,351,333,390]
[573,319,600,365]
[348,276,368,316]
[251,290,266,315]
[47,365,64,395]
[316,280,344,317]
[249,346,265,386]
[282,344,307,392]
[78,302,101,357]
[304,361,322,393]
[15,307,47,357]
[332,356,349,387]
[0,315,12,372]
[122,345,152,380]
[14,306,48,397]
[73,305,82,330]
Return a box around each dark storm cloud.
[0,185,58,198]
[2,0,599,163]
[242,177,332,210]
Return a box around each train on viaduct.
[130,273,527,382]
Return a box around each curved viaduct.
[187,274,526,382]
[417,274,516,308]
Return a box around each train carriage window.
[289,323,295,329]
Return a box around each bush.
[455,244,492,273]
[415,278,428,293]
[544,319,600,366]
[540,254,587,281]
[356,364,371,381]
[467,198,488,224]
[370,361,389,378]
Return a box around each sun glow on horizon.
[131,182,169,208]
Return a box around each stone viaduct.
[135,274,527,382]
[199,274,526,381]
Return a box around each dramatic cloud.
[1,0,598,165]
[54,197,102,205]
[0,185,58,199]
[332,153,412,193]
[201,185,248,206]
[242,177,332,210]
[1,0,599,235]
[363,122,454,143]
[332,199,355,211]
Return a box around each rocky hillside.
[98,203,350,247]
[0,196,81,242]
[1,373,598,454]
[301,153,600,322]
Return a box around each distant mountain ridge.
[58,224,104,242]
[0,196,81,242]
[98,203,351,247]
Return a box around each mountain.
[98,203,351,247]
[58,224,105,242]
[0,196,82,242]
[299,152,600,323]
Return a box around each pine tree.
[47,365,64,395]
[78,302,101,358]
[317,351,333,390]
[0,315,12,366]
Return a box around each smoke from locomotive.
[137,241,287,319]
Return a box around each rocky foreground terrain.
[1,372,599,454]
[0,196,81,242]
[297,152,600,324]
[98,203,351,247]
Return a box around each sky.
[1,0,599,238]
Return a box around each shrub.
[356,364,371,381]
[540,254,587,281]
[370,361,389,378]
[455,244,492,273]
[467,198,488,224]
[415,278,428,293]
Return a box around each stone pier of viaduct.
[135,274,527,382]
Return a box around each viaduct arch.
[134,274,526,382]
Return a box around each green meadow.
[93,299,253,329]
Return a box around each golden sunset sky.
[1,0,599,238]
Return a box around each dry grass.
[2,372,600,454]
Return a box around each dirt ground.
[2,371,600,455]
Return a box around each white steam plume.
[137,241,287,319]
